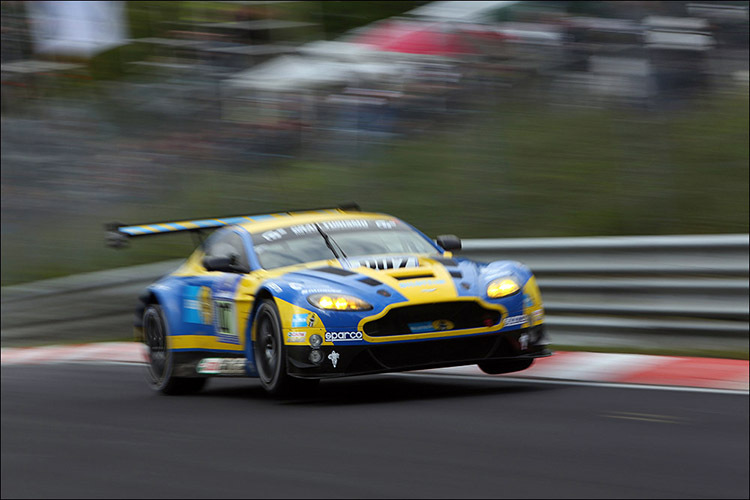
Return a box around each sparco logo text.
[325,331,363,341]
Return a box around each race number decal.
[214,300,238,342]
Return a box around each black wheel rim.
[257,309,278,383]
[144,309,166,380]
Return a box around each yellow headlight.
[335,297,348,310]
[487,278,520,298]
[318,296,334,309]
[308,294,373,311]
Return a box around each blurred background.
[1,0,748,286]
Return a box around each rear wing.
[105,203,360,248]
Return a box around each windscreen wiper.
[314,223,347,259]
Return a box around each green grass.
[2,91,747,286]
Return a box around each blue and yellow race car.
[108,205,551,395]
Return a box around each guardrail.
[1,234,748,353]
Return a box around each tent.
[224,55,351,92]
[350,20,477,56]
[405,1,520,22]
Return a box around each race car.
[107,204,550,395]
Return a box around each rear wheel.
[478,358,534,375]
[143,304,206,395]
[254,299,318,396]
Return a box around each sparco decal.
[504,314,528,327]
[325,331,363,341]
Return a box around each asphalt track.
[2,363,748,499]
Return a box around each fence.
[2,234,748,353]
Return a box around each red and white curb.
[1,342,146,365]
[422,352,749,392]
[1,342,748,392]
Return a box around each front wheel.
[143,304,206,395]
[478,358,534,375]
[253,299,318,396]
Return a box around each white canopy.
[296,40,377,62]
[405,1,519,22]
[225,55,405,92]
[26,1,128,58]
[225,55,350,92]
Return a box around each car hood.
[267,253,530,308]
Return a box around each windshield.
[250,218,437,269]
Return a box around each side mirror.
[436,234,461,252]
[202,254,250,274]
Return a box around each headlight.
[307,293,373,311]
[486,278,520,298]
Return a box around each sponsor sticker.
[267,282,283,293]
[407,319,454,333]
[196,358,221,373]
[375,220,396,229]
[183,286,213,325]
[519,333,529,350]
[523,293,534,308]
[348,256,419,270]
[325,331,363,342]
[532,308,544,323]
[261,228,287,241]
[199,287,213,324]
[399,279,445,288]
[214,300,237,341]
[291,313,308,328]
[287,331,306,343]
[432,319,454,331]
[504,314,528,328]
[328,350,340,368]
[197,358,246,375]
[289,282,342,295]
[408,321,434,333]
[302,288,343,295]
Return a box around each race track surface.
[2,363,748,499]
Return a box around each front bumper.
[286,325,551,379]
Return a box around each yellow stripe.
[168,335,244,351]
[173,220,200,229]
[140,225,161,233]
[157,224,175,231]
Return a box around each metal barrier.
[1,234,748,352]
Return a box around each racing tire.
[143,304,206,395]
[253,299,319,396]
[478,358,534,375]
